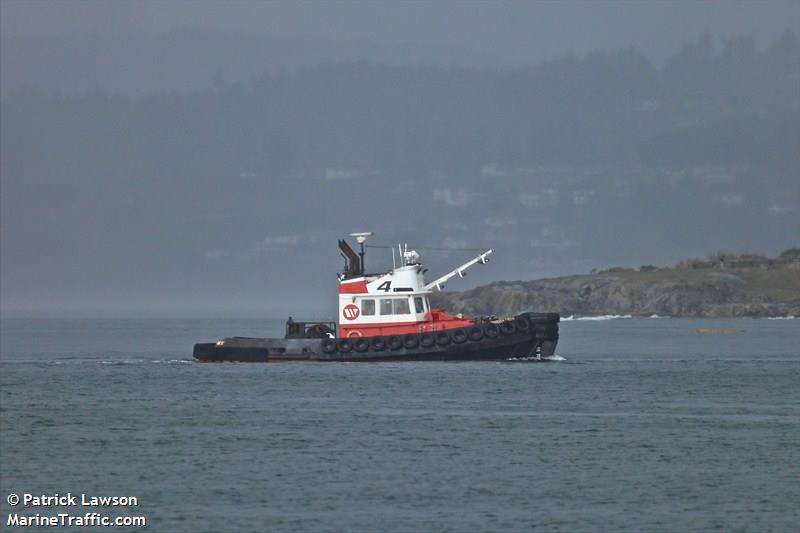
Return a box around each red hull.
[339,308,476,338]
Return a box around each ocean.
[1,316,798,532]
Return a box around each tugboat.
[193,233,559,362]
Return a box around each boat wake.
[562,314,633,321]
[506,354,566,362]
[3,358,196,365]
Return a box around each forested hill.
[3,32,798,176]
[1,32,798,313]
[433,250,800,318]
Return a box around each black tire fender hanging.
[514,315,531,332]
[500,321,516,336]
[338,339,353,353]
[419,332,435,348]
[403,334,419,349]
[372,336,386,351]
[451,329,468,344]
[354,338,370,352]
[435,331,451,346]
[468,326,483,341]
[388,335,404,351]
[321,338,338,353]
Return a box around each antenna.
[349,232,373,274]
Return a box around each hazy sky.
[3,0,799,64]
[1,1,798,317]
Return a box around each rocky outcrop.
[433,266,800,318]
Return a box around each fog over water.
[1,1,798,317]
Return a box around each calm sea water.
[1,317,798,532]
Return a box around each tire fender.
[338,340,353,353]
[468,326,483,341]
[435,331,451,346]
[451,329,467,344]
[321,339,338,353]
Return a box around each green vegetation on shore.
[434,249,800,318]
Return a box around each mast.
[349,232,373,275]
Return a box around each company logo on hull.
[342,304,360,320]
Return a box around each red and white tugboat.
[193,233,559,362]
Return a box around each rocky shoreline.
[433,250,800,318]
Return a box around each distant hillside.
[2,32,797,312]
[433,249,800,318]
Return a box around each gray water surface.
[1,317,798,532]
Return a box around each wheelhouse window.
[379,298,411,316]
[362,299,375,316]
[393,298,410,315]
[414,297,424,313]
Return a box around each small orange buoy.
[695,327,738,334]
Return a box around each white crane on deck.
[423,249,493,291]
